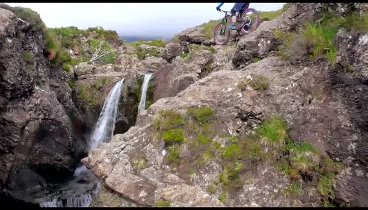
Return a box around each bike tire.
[214,23,230,45]
[240,8,260,34]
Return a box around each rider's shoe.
[228,24,238,30]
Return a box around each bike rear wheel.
[214,23,230,45]
[240,8,260,34]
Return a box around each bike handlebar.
[218,9,228,13]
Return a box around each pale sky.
[6,3,285,39]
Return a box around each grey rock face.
[0,8,86,192]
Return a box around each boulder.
[162,42,182,62]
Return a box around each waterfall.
[89,79,125,150]
[39,194,92,207]
[39,79,124,208]
[138,73,153,114]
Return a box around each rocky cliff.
[1,2,368,207]
[81,3,368,207]
[0,7,88,202]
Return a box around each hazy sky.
[6,3,285,39]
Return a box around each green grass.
[154,110,185,131]
[187,107,215,125]
[249,75,270,91]
[222,144,241,160]
[259,9,284,21]
[219,163,245,190]
[303,23,338,63]
[275,10,367,66]
[182,45,216,63]
[76,78,110,108]
[23,51,34,64]
[68,78,76,90]
[163,128,185,145]
[167,145,181,165]
[132,158,149,171]
[318,174,336,200]
[207,183,218,195]
[135,46,162,60]
[129,39,165,60]
[197,133,212,145]
[130,39,167,48]
[199,19,222,39]
[153,107,344,205]
[0,4,46,33]
[257,116,288,148]
[156,199,171,207]
[283,182,303,198]
[286,143,319,173]
[219,191,229,204]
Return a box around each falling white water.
[138,73,153,114]
[40,194,93,207]
[39,80,124,208]
[89,79,125,150]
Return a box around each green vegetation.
[23,51,34,64]
[163,128,185,145]
[318,174,335,200]
[199,19,222,39]
[187,106,215,125]
[129,39,166,60]
[172,34,180,43]
[132,158,149,171]
[154,110,185,131]
[181,44,216,62]
[154,107,343,205]
[156,199,171,207]
[219,162,245,190]
[167,145,181,165]
[76,77,111,108]
[257,117,288,148]
[287,142,320,173]
[130,39,167,48]
[222,144,241,160]
[0,4,46,33]
[249,75,270,91]
[259,4,290,21]
[303,23,338,64]
[274,9,368,66]
[283,182,303,198]
[89,39,118,65]
[207,183,218,195]
[259,10,283,21]
[219,191,229,204]
[68,78,76,90]
[46,26,121,67]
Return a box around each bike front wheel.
[214,23,230,45]
[240,8,260,34]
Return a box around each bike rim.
[214,24,229,45]
[240,9,259,33]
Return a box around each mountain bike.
[214,8,260,45]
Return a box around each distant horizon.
[6,3,285,39]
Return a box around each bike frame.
[219,8,257,33]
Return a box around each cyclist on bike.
[216,3,250,30]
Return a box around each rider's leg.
[229,8,238,30]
